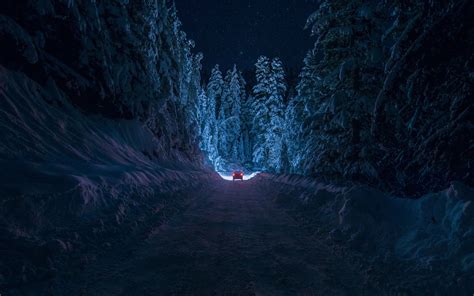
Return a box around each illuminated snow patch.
[218,172,260,181]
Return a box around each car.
[232,171,244,181]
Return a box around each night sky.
[175,0,319,75]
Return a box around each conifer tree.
[207,65,225,118]
[264,58,287,171]
[250,56,287,170]
[284,93,305,172]
[298,0,384,181]
[238,72,252,162]
[226,65,243,161]
[251,56,272,167]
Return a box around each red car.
[232,171,244,181]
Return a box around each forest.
[197,0,473,196]
[0,0,473,294]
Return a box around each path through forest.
[68,176,367,295]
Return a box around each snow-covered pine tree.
[206,98,219,164]
[264,57,287,171]
[221,68,232,118]
[250,56,287,171]
[280,141,291,174]
[298,0,385,182]
[251,56,272,168]
[238,70,247,105]
[284,93,305,172]
[217,105,228,159]
[141,1,204,158]
[241,99,253,163]
[371,0,474,194]
[203,80,219,162]
[238,71,253,163]
[207,65,225,119]
[197,83,220,163]
[197,88,208,142]
[185,52,203,131]
[226,65,243,162]
[206,65,225,162]
[216,68,234,159]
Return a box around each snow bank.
[395,183,474,268]
[335,183,474,270]
[0,63,214,216]
[0,66,215,290]
[268,174,474,291]
[0,65,208,189]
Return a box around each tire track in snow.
[59,177,367,295]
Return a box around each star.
[175,0,315,71]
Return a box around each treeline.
[198,0,473,195]
[197,64,250,170]
[292,0,473,195]
[0,1,203,160]
[197,57,288,172]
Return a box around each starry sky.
[175,0,319,75]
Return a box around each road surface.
[68,177,366,295]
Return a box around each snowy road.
[69,176,365,295]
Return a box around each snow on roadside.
[0,66,213,195]
[0,66,216,290]
[265,174,474,293]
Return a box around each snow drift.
[0,0,212,292]
[0,66,215,291]
[267,174,474,294]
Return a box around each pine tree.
[197,88,208,142]
[206,86,218,161]
[205,65,225,163]
[284,93,305,172]
[251,56,272,168]
[264,58,287,171]
[217,105,228,158]
[207,65,225,119]
[238,71,252,162]
[241,96,253,162]
[250,56,287,171]
[280,141,291,174]
[238,71,247,104]
[218,65,243,162]
[298,0,385,181]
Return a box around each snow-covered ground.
[265,174,474,295]
[0,66,216,292]
[11,171,468,295]
[51,177,367,295]
[1,67,472,294]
